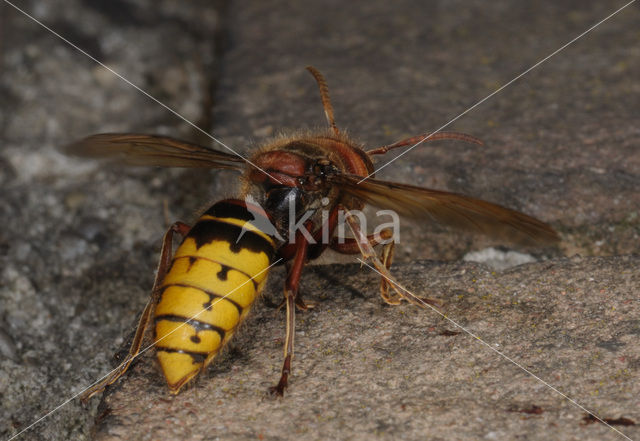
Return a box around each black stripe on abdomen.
[186,219,275,260]
[154,314,226,341]
[203,200,272,225]
[155,347,209,364]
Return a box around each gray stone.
[91,256,640,441]
[1,0,638,440]
[1,1,222,440]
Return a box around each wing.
[330,174,559,246]
[63,133,246,170]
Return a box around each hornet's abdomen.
[153,199,276,393]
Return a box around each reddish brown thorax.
[243,134,374,261]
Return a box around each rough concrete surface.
[1,0,638,440]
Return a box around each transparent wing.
[63,133,246,170]
[330,174,559,246]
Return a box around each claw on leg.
[270,288,297,397]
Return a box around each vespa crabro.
[66,66,559,399]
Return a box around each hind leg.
[80,222,190,402]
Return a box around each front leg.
[378,239,397,304]
[330,228,399,304]
[342,210,442,309]
[269,230,309,396]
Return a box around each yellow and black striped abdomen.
[153,199,276,393]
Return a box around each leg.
[330,229,399,304]
[80,221,190,402]
[342,211,442,309]
[378,239,397,304]
[279,262,315,311]
[329,228,393,254]
[269,231,309,396]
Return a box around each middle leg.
[269,229,309,396]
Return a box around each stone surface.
[87,257,640,441]
[1,0,638,440]
[0,1,223,440]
